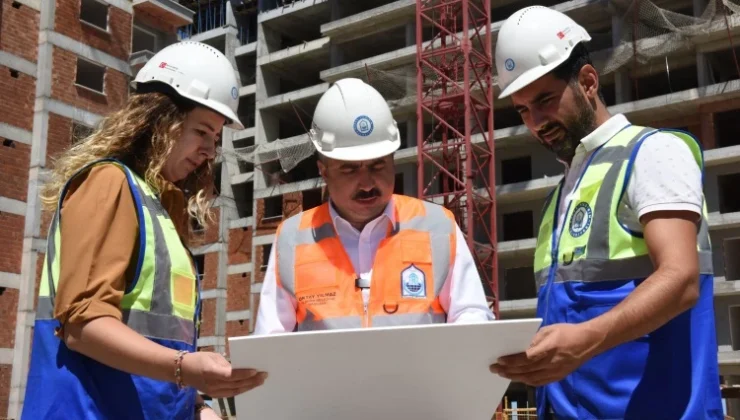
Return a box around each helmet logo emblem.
[159,62,167,68]
[231,87,238,100]
[557,31,565,39]
[504,58,515,71]
[353,115,374,137]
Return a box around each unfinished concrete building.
[3,0,740,418]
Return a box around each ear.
[578,64,600,101]
[317,159,327,179]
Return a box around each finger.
[494,352,531,367]
[222,368,260,381]
[525,334,556,361]
[209,373,267,397]
[493,355,552,376]
[211,371,267,390]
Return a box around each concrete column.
[406,117,418,148]
[204,1,243,356]
[330,0,343,68]
[405,22,416,97]
[610,12,632,104]
[8,1,56,416]
[402,165,417,197]
[695,0,712,87]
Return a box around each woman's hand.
[181,352,267,398]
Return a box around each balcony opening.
[261,244,272,271]
[504,265,536,301]
[394,173,405,195]
[707,46,740,85]
[715,109,740,148]
[492,106,523,130]
[501,156,532,185]
[629,62,697,101]
[724,238,740,281]
[502,211,533,241]
[75,58,106,94]
[236,54,257,86]
[263,196,283,221]
[80,0,108,31]
[133,25,157,54]
[193,254,205,282]
[302,188,323,210]
[234,181,253,219]
[718,173,740,214]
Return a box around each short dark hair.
[550,43,606,104]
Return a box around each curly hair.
[40,91,217,230]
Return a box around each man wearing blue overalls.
[489,6,723,420]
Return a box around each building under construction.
[2,0,740,418]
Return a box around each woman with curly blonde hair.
[22,41,265,420]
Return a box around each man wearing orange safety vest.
[254,78,495,333]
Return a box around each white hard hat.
[131,41,244,130]
[495,6,591,99]
[310,78,400,161]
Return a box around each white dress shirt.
[556,113,703,239]
[254,197,495,335]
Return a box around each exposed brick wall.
[0,289,18,348]
[255,198,280,236]
[46,113,73,168]
[197,345,215,353]
[199,299,216,337]
[0,65,35,131]
[54,0,132,61]
[226,273,250,312]
[50,48,129,116]
[201,252,218,291]
[0,364,10,418]
[1,0,40,63]
[205,209,220,244]
[228,227,252,265]
[225,320,250,340]
[254,244,269,284]
[0,141,30,202]
[0,213,23,273]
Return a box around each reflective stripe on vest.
[534,126,713,291]
[275,195,455,331]
[36,159,199,345]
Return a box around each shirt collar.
[328,196,396,232]
[579,113,631,153]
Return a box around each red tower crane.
[415,0,498,318]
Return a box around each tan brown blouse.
[53,164,191,336]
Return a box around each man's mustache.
[537,123,563,141]
[353,188,381,200]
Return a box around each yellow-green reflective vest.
[532,125,722,420]
[23,159,202,420]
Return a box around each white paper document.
[228,318,542,420]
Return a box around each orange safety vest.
[275,194,457,331]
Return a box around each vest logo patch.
[569,202,592,238]
[401,264,426,298]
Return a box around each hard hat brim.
[314,138,401,162]
[498,59,564,99]
[177,90,245,131]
